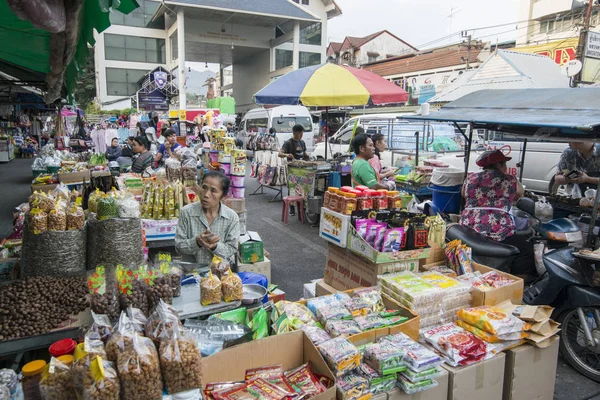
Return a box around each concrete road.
[242,172,600,400]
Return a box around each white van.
[237,106,314,155]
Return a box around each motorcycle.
[447,198,600,382]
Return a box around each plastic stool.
[281,196,305,225]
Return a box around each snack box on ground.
[324,243,419,291]
[347,225,431,264]
[443,352,506,400]
[319,208,351,248]
[421,261,524,307]
[199,330,336,400]
[238,257,271,283]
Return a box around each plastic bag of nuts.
[159,326,202,394]
[117,265,149,317]
[82,357,120,400]
[87,266,120,322]
[201,271,222,306]
[147,264,173,310]
[67,205,85,231]
[221,269,243,302]
[39,356,76,400]
[117,335,163,400]
[73,339,108,396]
[126,306,148,334]
[28,208,48,234]
[105,313,140,363]
[48,205,67,231]
[210,255,229,279]
[37,193,57,213]
[85,312,113,343]
[170,265,182,298]
[145,301,182,346]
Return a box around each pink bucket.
[231,186,245,198]
[230,175,245,187]
[209,150,219,164]
[220,162,231,175]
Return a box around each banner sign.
[510,38,578,66]
[153,71,168,89]
[287,166,317,200]
[139,90,168,111]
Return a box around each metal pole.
[414,131,419,168]
[463,124,473,184]
[519,139,527,183]
[575,0,595,84]
[324,106,329,161]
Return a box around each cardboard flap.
[240,231,262,244]
[512,304,553,322]
[528,319,560,336]
[526,333,560,348]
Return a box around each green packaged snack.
[357,363,396,394]
[382,316,409,327]
[355,315,387,331]
[209,307,248,326]
[250,308,269,339]
[397,375,438,395]
[401,367,443,383]
[336,372,369,400]
[317,337,362,377]
[364,342,406,375]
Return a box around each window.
[299,52,321,68]
[592,10,600,27]
[540,19,555,34]
[109,0,162,28]
[170,32,178,61]
[246,118,268,133]
[106,68,149,96]
[300,22,321,45]
[272,117,312,133]
[302,0,309,4]
[275,49,293,70]
[368,55,378,63]
[105,34,165,63]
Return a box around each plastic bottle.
[22,360,46,400]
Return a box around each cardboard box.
[238,257,271,283]
[443,353,506,400]
[324,243,419,291]
[347,225,431,264]
[31,183,58,193]
[58,169,90,184]
[268,288,286,303]
[387,369,449,400]
[238,212,247,235]
[315,279,338,297]
[502,339,559,400]
[223,197,246,213]
[239,231,264,263]
[303,282,316,299]
[511,305,553,323]
[199,330,336,400]
[319,208,350,248]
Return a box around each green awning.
[207,97,236,114]
[0,0,139,102]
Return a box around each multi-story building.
[94,0,341,113]
[326,30,416,66]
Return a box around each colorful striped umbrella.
[254,63,408,106]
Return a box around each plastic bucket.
[428,183,462,214]
[232,186,245,198]
[230,175,245,186]
[220,162,231,175]
[209,150,219,164]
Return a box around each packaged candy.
[356,364,396,394]
[444,240,461,272]
[336,372,370,400]
[353,288,385,313]
[307,295,342,317]
[397,374,438,395]
[365,221,386,248]
[401,367,443,383]
[326,320,362,338]
[422,324,492,367]
[374,226,388,252]
[456,245,473,274]
[301,325,332,346]
[381,316,409,327]
[214,378,292,400]
[343,297,371,317]
[382,228,405,252]
[363,342,405,375]
[316,304,352,325]
[333,292,352,303]
[284,364,327,397]
[457,306,530,336]
[380,333,443,372]
[245,365,296,394]
[204,382,245,400]
[354,315,387,331]
[273,301,318,327]
[456,320,528,343]
[317,337,362,377]
[481,271,515,288]
[355,219,373,239]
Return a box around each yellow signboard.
[179,110,187,121]
[510,38,578,66]
[168,110,179,118]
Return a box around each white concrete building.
[94,0,341,113]
[327,30,416,67]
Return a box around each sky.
[328,0,522,50]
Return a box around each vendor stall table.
[396,181,432,199]
[172,283,241,319]
[0,328,79,357]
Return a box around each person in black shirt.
[278,124,309,161]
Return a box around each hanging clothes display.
[105,127,118,148]
[91,127,106,154]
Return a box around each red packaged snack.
[245,365,296,394]
[205,382,246,400]
[214,378,292,400]
[285,364,327,398]
[422,323,493,367]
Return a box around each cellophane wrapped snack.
[325,320,362,338]
[284,364,327,398]
[306,295,341,316]
[221,269,243,302]
[67,205,85,230]
[336,372,370,400]
[88,189,102,214]
[353,288,385,313]
[204,382,246,400]
[159,326,203,394]
[86,312,113,343]
[117,265,149,317]
[117,335,163,400]
[316,303,352,325]
[105,313,142,363]
[356,363,396,394]
[363,342,405,375]
[116,195,141,218]
[48,204,67,231]
[82,357,120,400]
[170,265,182,298]
[317,337,362,377]
[28,208,48,234]
[397,374,438,395]
[355,315,387,331]
[401,366,443,383]
[126,306,148,334]
[147,263,173,309]
[272,301,318,328]
[97,196,118,220]
[201,272,222,306]
[457,306,530,336]
[301,325,332,346]
[73,339,108,397]
[480,271,515,288]
[379,333,443,372]
[40,356,76,400]
[422,323,493,367]
[213,378,290,400]
[456,320,528,343]
[88,266,120,322]
[343,297,371,317]
[245,365,295,395]
[145,300,182,346]
[209,255,229,279]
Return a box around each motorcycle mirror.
[516,197,536,217]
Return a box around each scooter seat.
[447,224,520,258]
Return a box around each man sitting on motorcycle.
[460,150,537,279]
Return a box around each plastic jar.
[49,338,77,358]
[22,360,46,400]
[340,186,354,193]
[328,188,341,213]
[342,193,357,215]
[357,190,373,211]
[387,191,402,210]
[323,187,337,210]
[374,189,389,210]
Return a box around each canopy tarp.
[0,0,139,103]
[207,97,236,114]
[404,88,600,140]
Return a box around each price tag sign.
[179,110,187,121]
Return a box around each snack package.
[457,306,530,336]
[210,255,229,279]
[397,374,438,395]
[105,313,142,363]
[422,324,492,367]
[147,263,173,309]
[73,338,108,397]
[401,367,443,383]
[301,325,332,346]
[201,272,222,306]
[116,196,141,219]
[316,304,352,325]
[284,364,327,398]
[126,306,148,333]
[317,337,362,377]
[204,382,246,400]
[213,378,291,400]
[48,204,67,231]
[382,227,405,252]
[28,208,48,234]
[456,245,473,275]
[325,320,362,338]
[67,205,85,230]
[82,357,120,400]
[117,335,163,400]
[97,196,118,220]
[145,301,182,345]
[245,365,295,395]
[456,320,528,343]
[363,342,405,375]
[272,301,318,327]
[343,297,371,318]
[336,372,370,400]
[221,270,243,302]
[481,271,515,288]
[37,192,57,212]
[380,333,443,372]
[86,312,114,343]
[355,219,373,239]
[117,265,149,317]
[353,288,385,313]
[354,315,387,331]
[88,189,102,214]
[356,363,396,394]
[444,240,461,272]
[365,221,386,247]
[306,295,342,317]
[170,265,183,298]
[88,266,120,322]
[159,327,203,394]
[40,356,76,400]
[374,225,388,252]
[382,316,409,327]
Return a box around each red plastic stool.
[281,196,305,225]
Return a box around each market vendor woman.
[175,171,240,264]
[554,141,600,190]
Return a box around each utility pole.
[575,0,596,84]
[461,31,472,69]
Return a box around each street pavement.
[242,172,600,400]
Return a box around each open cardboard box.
[298,288,420,341]
[199,331,336,400]
[421,261,524,306]
[347,225,431,264]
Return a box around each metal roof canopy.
[404,89,600,140]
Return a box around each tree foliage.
[73,50,97,111]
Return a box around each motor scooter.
[446,198,600,382]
